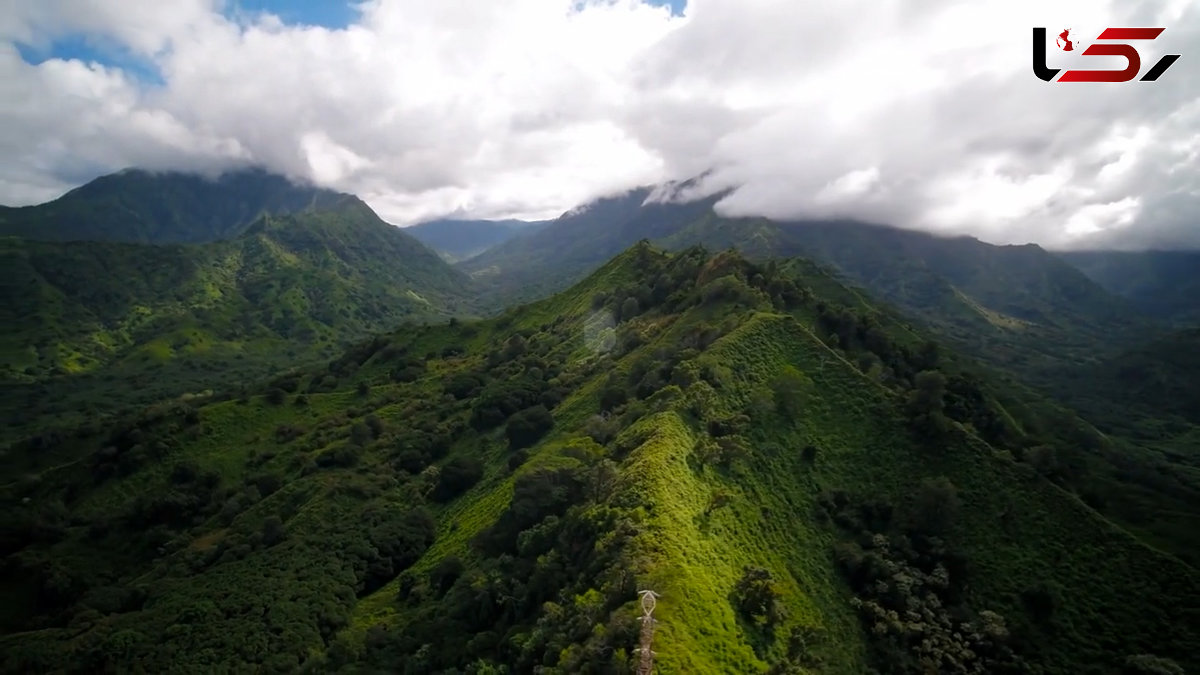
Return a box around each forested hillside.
[1,194,475,444]
[3,243,1194,674]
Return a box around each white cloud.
[0,0,1197,248]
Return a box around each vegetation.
[1,239,1196,674]
[0,184,475,443]
[2,172,1198,674]
[0,168,349,244]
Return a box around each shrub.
[507,449,530,471]
[733,566,783,625]
[365,415,385,439]
[619,297,640,322]
[600,384,628,411]
[584,413,620,445]
[444,372,484,400]
[274,424,305,444]
[505,405,554,449]
[909,476,960,536]
[432,457,484,502]
[261,516,285,547]
[349,422,372,447]
[429,556,465,595]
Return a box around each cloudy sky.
[2,0,1197,249]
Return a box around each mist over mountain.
[4,1,1197,248]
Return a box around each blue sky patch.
[14,34,165,86]
[13,0,687,84]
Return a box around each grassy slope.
[463,205,1200,557]
[358,247,1198,672]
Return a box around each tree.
[908,370,949,437]
[909,370,947,414]
[911,476,960,536]
[349,422,372,447]
[261,516,285,547]
[503,335,527,360]
[507,448,529,471]
[584,413,619,445]
[587,459,620,503]
[429,556,465,595]
[733,566,783,625]
[600,384,628,411]
[770,367,810,415]
[620,296,640,322]
[505,405,554,449]
[432,457,483,502]
[265,388,287,405]
[365,414,385,439]
[444,372,484,400]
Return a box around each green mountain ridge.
[0,168,349,244]
[461,198,1152,389]
[1059,249,1200,326]
[2,193,475,444]
[2,242,1196,674]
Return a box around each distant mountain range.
[404,218,548,262]
[456,187,1146,373]
[450,184,1200,453]
[1060,249,1200,326]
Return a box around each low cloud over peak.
[2,0,1197,249]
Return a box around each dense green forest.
[2,170,1197,674]
[4,239,1197,674]
[1,195,475,444]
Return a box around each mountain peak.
[0,167,351,244]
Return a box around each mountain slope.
[405,218,547,262]
[463,194,1146,380]
[459,186,723,304]
[2,243,1195,674]
[0,168,348,244]
[1,195,475,443]
[1060,249,1200,326]
[1059,326,1200,440]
